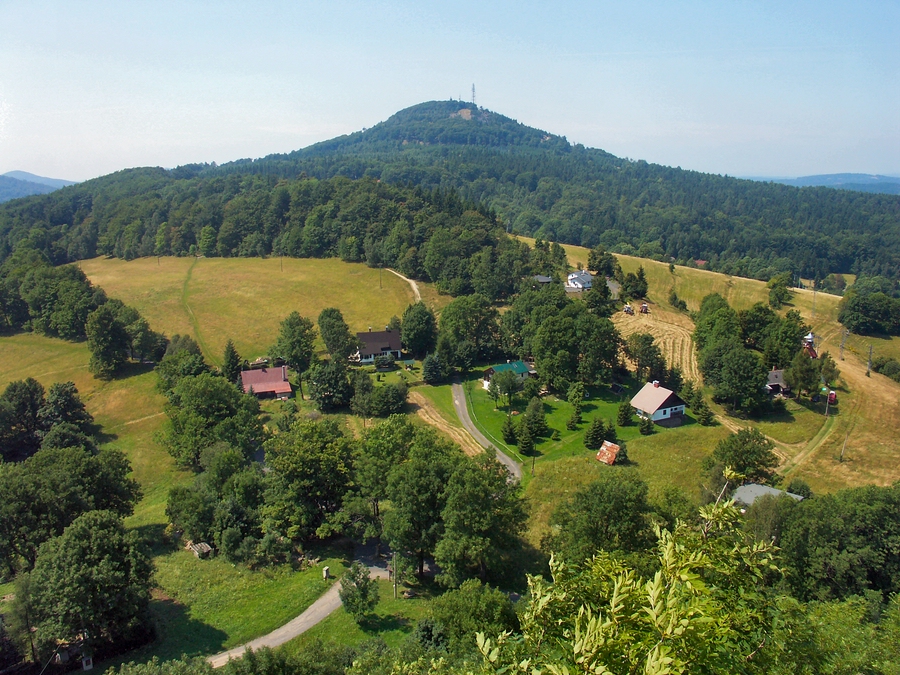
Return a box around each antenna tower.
[472,84,476,107]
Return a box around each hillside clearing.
[79,256,447,363]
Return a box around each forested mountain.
[2,100,900,280]
[0,172,534,300]
[0,175,57,203]
[772,173,900,195]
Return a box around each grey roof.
[732,483,804,506]
[567,271,593,288]
[767,370,786,387]
[533,274,553,283]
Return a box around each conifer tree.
[502,414,517,444]
[639,415,655,435]
[584,417,605,450]
[221,339,242,385]
[516,421,534,455]
[617,400,634,426]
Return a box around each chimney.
[653,380,660,387]
[368,327,372,331]
[385,325,389,332]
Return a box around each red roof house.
[240,366,292,399]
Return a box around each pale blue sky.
[1,1,897,182]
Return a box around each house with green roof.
[482,360,535,390]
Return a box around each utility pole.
[867,345,873,377]
[840,428,851,462]
[392,551,397,599]
[839,329,848,360]
[812,287,816,318]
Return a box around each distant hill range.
[2,101,900,281]
[0,171,77,203]
[767,174,900,195]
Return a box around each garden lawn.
[279,579,434,653]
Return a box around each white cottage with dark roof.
[630,381,686,422]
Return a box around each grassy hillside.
[530,238,900,493]
[1,256,444,669]
[78,256,447,364]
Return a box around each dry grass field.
[522,238,900,493]
[79,256,448,364]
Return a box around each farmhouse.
[240,366,292,400]
[732,483,805,507]
[630,381,686,423]
[482,360,535,390]
[354,329,403,364]
[565,270,593,290]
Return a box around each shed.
[630,381,686,423]
[240,366,292,400]
[595,440,621,465]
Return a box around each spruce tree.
[695,398,715,426]
[525,396,548,437]
[516,421,534,455]
[638,415,655,435]
[502,415,517,444]
[617,400,634,426]
[221,339,242,385]
[584,417,605,450]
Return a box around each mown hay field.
[79,256,447,364]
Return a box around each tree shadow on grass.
[130,522,174,556]
[360,614,410,635]
[110,361,157,381]
[98,594,229,670]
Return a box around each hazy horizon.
[1,1,897,182]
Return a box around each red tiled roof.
[240,366,292,395]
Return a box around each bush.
[638,415,655,435]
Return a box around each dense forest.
[2,101,900,283]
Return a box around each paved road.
[207,557,389,668]
[451,382,523,481]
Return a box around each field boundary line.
[181,257,216,364]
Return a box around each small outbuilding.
[595,440,621,465]
[354,329,403,364]
[482,360,535,390]
[240,366,292,400]
[532,274,553,285]
[630,381,686,423]
[732,483,805,507]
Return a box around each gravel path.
[451,382,523,480]
[386,268,421,302]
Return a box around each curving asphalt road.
[451,382,523,481]
[207,557,389,668]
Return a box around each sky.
[1,0,898,182]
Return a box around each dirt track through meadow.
[408,390,484,456]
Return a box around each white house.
[482,360,534,390]
[353,329,403,364]
[630,381,686,422]
[565,270,593,290]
